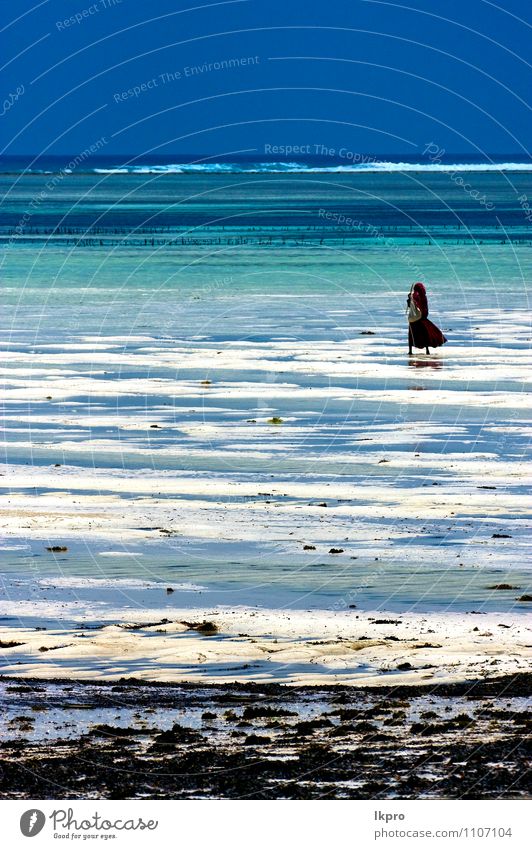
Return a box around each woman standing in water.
[407,282,447,355]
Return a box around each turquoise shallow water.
[1,171,530,622]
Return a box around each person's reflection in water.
[408,357,443,369]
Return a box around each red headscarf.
[412,282,428,315]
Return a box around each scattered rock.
[244,734,271,746]
[328,724,353,737]
[383,711,407,725]
[223,710,237,721]
[243,705,296,719]
[516,595,532,602]
[181,620,219,635]
[353,721,379,733]
[166,587,174,594]
[331,708,364,721]
[487,584,520,591]
[38,644,71,652]
[411,714,474,736]
[492,533,512,539]
[0,640,24,648]
[295,718,333,735]
[122,618,171,630]
[303,544,316,551]
[329,548,344,554]
[151,724,200,748]
[46,546,68,552]
[89,724,154,738]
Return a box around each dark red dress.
[408,287,447,349]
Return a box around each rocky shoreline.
[1,673,530,800]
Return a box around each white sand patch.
[0,607,529,686]
[80,336,157,343]
[0,464,529,508]
[36,577,206,590]
[0,482,529,544]
[97,551,145,557]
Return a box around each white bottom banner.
[2,799,529,848]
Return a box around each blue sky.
[3,0,531,157]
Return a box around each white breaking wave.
[89,160,532,175]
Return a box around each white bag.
[407,296,422,323]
